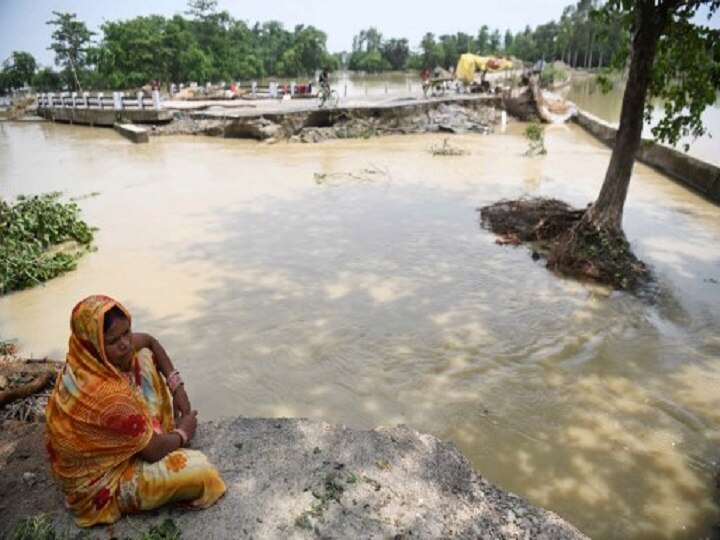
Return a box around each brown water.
[1,121,720,539]
[562,74,720,167]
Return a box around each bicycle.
[317,84,339,108]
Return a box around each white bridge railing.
[37,91,163,111]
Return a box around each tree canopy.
[588,0,720,232]
[4,0,632,93]
[0,51,37,90]
[46,11,95,91]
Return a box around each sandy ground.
[0,418,588,539]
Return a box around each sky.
[0,0,577,66]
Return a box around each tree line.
[3,0,626,93]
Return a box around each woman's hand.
[173,384,192,419]
[176,409,198,442]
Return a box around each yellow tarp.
[454,54,514,84]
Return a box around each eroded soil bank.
[1,418,587,539]
[153,100,500,142]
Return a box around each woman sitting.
[45,295,226,527]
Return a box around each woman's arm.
[139,410,198,462]
[139,432,184,463]
[133,332,173,377]
[133,332,192,418]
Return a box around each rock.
[22,472,37,487]
[6,418,587,539]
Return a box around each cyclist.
[318,68,330,95]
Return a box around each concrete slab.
[113,123,149,143]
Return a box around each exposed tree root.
[480,197,650,291]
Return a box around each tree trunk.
[585,1,661,233]
[587,32,595,68]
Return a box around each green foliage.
[10,514,179,540]
[349,27,394,72]
[0,193,96,295]
[11,513,58,540]
[599,1,720,148]
[46,11,95,91]
[540,63,571,87]
[295,471,347,528]
[524,119,547,156]
[31,67,62,91]
[95,16,169,88]
[1,51,37,89]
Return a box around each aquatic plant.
[0,192,96,294]
[524,118,546,156]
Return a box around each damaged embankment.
[1,417,587,539]
[154,96,502,142]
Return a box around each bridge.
[36,90,173,126]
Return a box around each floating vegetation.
[69,191,101,202]
[313,163,391,186]
[430,138,467,156]
[0,192,96,294]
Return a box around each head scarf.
[46,295,154,524]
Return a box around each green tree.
[353,49,390,72]
[349,27,386,71]
[419,32,443,69]
[382,38,410,70]
[292,25,330,75]
[185,0,218,19]
[587,0,720,232]
[534,22,559,61]
[163,15,203,82]
[95,16,168,88]
[503,29,514,51]
[222,19,263,79]
[439,34,459,69]
[31,67,62,91]
[253,21,292,76]
[476,25,490,53]
[1,51,37,88]
[489,29,502,53]
[46,11,95,91]
[456,32,475,55]
[511,26,537,60]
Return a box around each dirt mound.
[480,197,649,290]
[479,198,584,245]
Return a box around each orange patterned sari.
[45,295,225,526]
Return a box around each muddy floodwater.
[1,120,720,539]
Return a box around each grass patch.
[11,514,59,540]
[10,514,180,540]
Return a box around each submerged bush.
[0,192,96,294]
[524,118,547,156]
